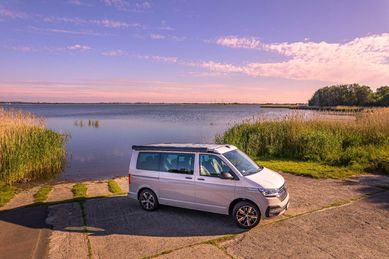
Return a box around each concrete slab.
[346,174,389,189]
[157,244,229,259]
[47,183,74,202]
[84,196,243,258]
[45,202,89,259]
[86,181,110,197]
[222,191,389,259]
[0,205,50,259]
[281,173,381,216]
[0,185,41,211]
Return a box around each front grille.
[278,184,288,201]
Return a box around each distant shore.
[1,102,380,112]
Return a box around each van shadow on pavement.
[0,196,245,239]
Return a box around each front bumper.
[266,201,290,217]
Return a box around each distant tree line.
[308,84,389,107]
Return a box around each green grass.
[257,158,363,179]
[34,184,53,203]
[0,108,67,185]
[0,182,16,207]
[107,179,124,194]
[217,109,389,178]
[72,183,88,198]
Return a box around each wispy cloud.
[141,55,178,63]
[67,0,92,6]
[68,0,82,5]
[216,36,261,49]
[101,0,129,10]
[209,34,389,85]
[27,26,108,36]
[0,7,142,30]
[91,19,141,28]
[136,1,151,10]
[67,44,91,51]
[101,49,126,56]
[159,20,174,31]
[4,43,92,54]
[149,33,186,41]
[101,0,151,11]
[9,46,36,53]
[42,15,141,29]
[150,33,165,40]
[0,8,28,19]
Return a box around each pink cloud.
[216,36,261,49]
[211,34,389,86]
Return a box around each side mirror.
[220,171,234,180]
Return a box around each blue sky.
[0,0,388,103]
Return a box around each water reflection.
[74,120,100,128]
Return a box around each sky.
[0,0,388,103]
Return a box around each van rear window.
[136,152,195,174]
[160,153,194,174]
[136,152,160,171]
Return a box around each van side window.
[160,153,194,174]
[200,154,231,177]
[136,152,160,171]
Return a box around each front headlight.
[257,187,279,197]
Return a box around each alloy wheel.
[236,205,258,227]
[140,191,155,210]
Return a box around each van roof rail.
[131,144,225,153]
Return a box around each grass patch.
[33,184,53,203]
[72,183,88,198]
[79,201,93,258]
[0,108,67,185]
[217,108,389,178]
[203,234,237,246]
[0,182,16,207]
[257,158,363,179]
[107,179,124,194]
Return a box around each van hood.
[245,167,284,189]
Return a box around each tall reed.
[217,108,389,174]
[0,108,67,184]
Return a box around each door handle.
[185,176,192,179]
[197,178,205,181]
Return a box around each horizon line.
[0,101,307,105]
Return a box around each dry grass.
[217,108,389,176]
[0,108,67,184]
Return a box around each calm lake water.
[2,103,293,181]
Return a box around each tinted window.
[199,154,231,177]
[160,153,194,174]
[136,152,160,171]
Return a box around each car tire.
[232,201,261,229]
[138,189,159,211]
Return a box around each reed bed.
[217,108,389,174]
[0,108,67,184]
